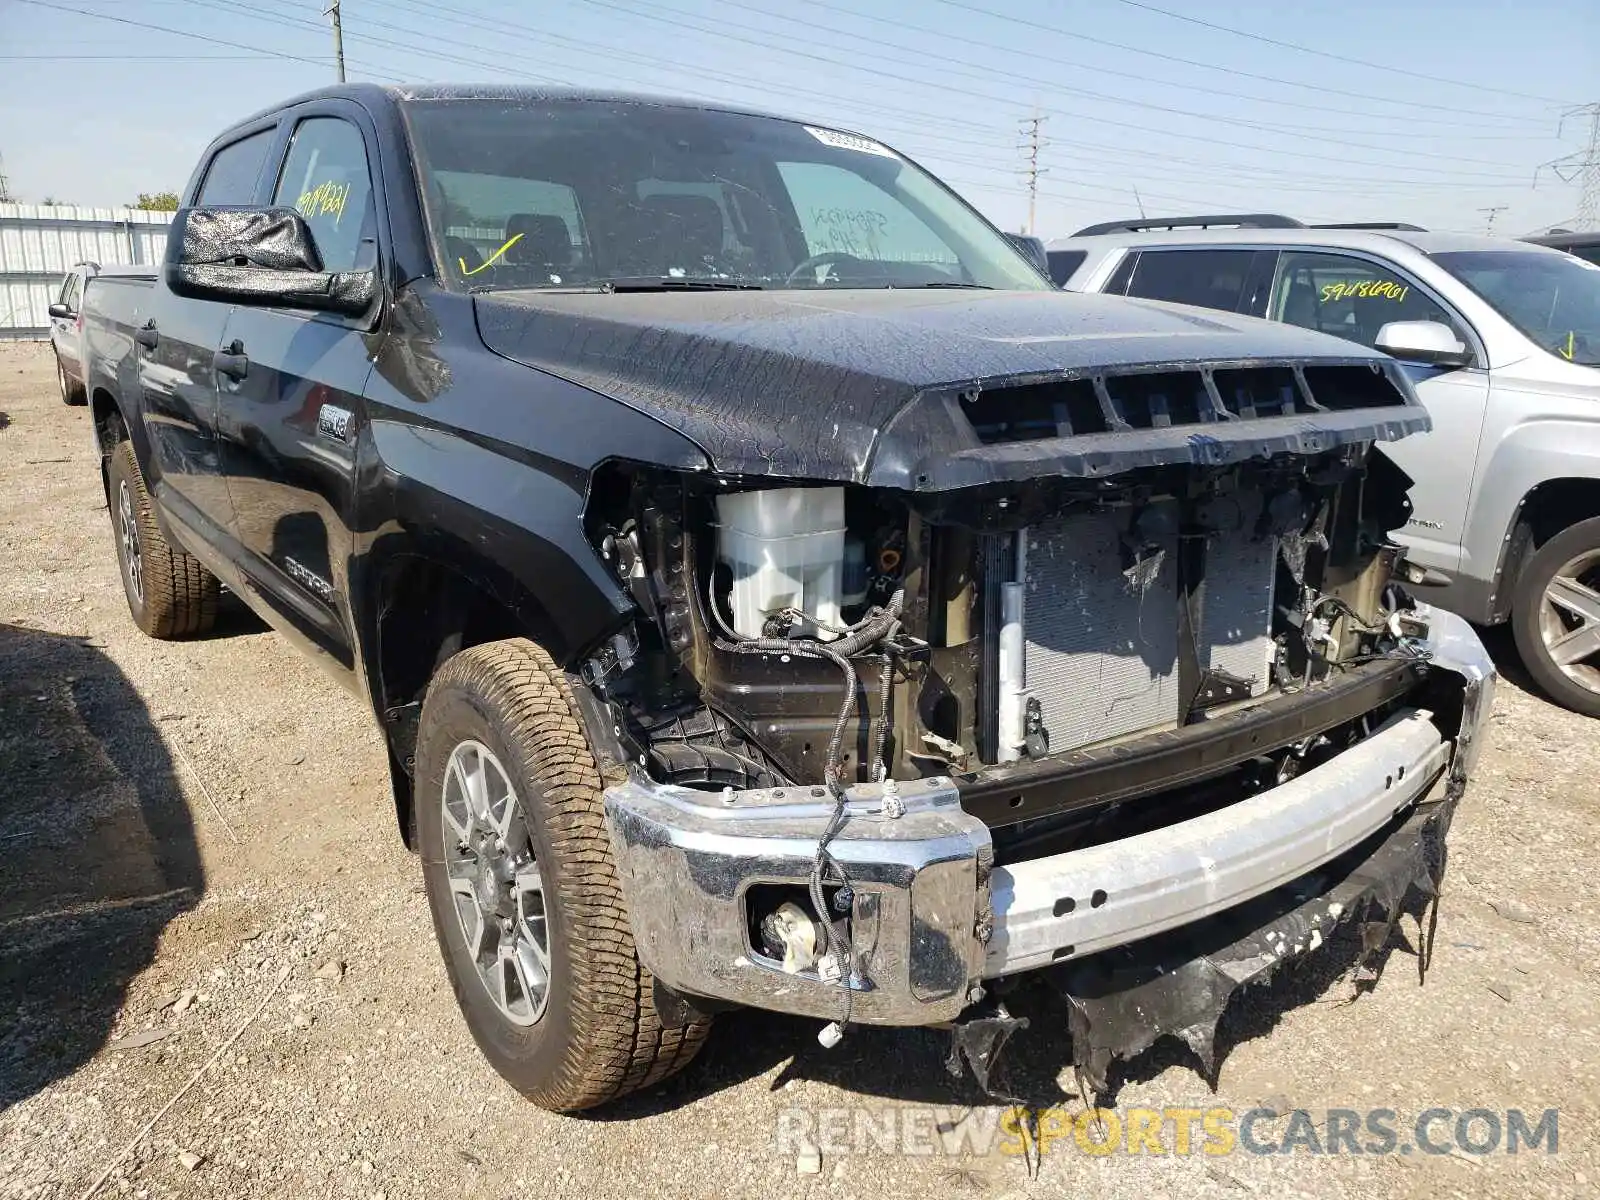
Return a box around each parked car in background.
[1052,215,1600,717]
[1526,229,1600,267]
[47,260,98,405]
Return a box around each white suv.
[1053,216,1600,716]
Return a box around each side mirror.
[164,206,376,316]
[1375,320,1472,369]
[47,302,72,319]
[1004,232,1050,277]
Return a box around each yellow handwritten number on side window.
[459,233,523,277]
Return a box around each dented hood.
[474,287,1426,490]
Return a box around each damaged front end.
[575,352,1494,1089]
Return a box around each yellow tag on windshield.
[459,233,523,277]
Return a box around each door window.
[196,129,275,205]
[1046,249,1086,287]
[1269,251,1460,349]
[65,274,82,312]
[1123,249,1259,312]
[272,117,377,272]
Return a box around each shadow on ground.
[1474,621,1541,698]
[594,884,1425,1120]
[0,621,203,1110]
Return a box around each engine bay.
[582,440,1431,836]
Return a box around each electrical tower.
[1018,114,1048,236]
[1538,102,1600,231]
[0,153,14,204]
[325,0,346,83]
[1477,205,1508,235]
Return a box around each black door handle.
[213,340,249,381]
[134,321,158,350]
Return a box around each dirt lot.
[1,339,1597,1199]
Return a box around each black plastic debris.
[945,1012,1030,1098]
[1047,796,1455,1097]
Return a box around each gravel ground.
[1,339,1597,1199]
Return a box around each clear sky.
[0,0,1595,237]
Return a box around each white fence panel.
[0,205,173,338]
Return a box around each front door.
[215,113,379,675]
[1267,249,1490,572]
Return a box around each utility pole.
[1018,114,1048,235]
[325,0,346,83]
[1477,205,1508,235]
[1537,102,1600,231]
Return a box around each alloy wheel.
[440,739,550,1025]
[117,479,144,604]
[1539,548,1600,697]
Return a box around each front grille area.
[1017,508,1278,755]
[964,363,1407,445]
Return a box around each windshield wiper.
[598,276,765,293]
[894,281,993,289]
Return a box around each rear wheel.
[107,440,220,638]
[415,638,710,1111]
[56,352,86,405]
[1512,515,1600,718]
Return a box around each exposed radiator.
[1015,508,1277,755]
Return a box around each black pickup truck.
[81,84,1494,1111]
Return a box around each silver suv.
[1052,216,1600,716]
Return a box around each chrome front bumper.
[601,606,1495,1026]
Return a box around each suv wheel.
[107,440,220,638]
[1512,515,1600,718]
[56,352,86,405]
[415,638,710,1110]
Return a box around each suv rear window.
[1123,249,1258,312]
[1046,249,1086,286]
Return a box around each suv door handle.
[134,321,158,350]
[213,340,249,381]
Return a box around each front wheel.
[1511,515,1600,718]
[415,639,710,1111]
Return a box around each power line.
[571,0,1542,178]
[923,0,1556,123]
[13,0,337,68]
[720,0,1546,134]
[1,53,278,59]
[1104,0,1571,106]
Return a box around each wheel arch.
[1489,476,1600,623]
[360,543,600,849]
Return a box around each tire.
[415,639,710,1111]
[56,352,86,405]
[1511,515,1600,718]
[107,439,220,638]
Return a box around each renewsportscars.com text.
[775,1105,1559,1159]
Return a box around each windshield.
[1434,249,1600,366]
[402,97,1049,293]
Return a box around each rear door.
[139,125,278,539]
[214,106,380,674]
[1116,247,1277,317]
[1265,249,1489,570]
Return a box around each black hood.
[474,287,1427,490]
